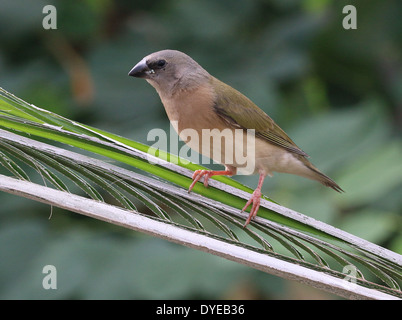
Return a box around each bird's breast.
[161,84,217,130]
[159,85,253,172]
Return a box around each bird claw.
[188,170,212,192]
[188,169,263,227]
[242,189,262,228]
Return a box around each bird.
[128,49,343,227]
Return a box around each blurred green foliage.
[0,0,401,299]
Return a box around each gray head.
[128,49,210,97]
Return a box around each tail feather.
[308,165,344,193]
[299,157,344,193]
[320,175,344,193]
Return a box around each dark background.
[0,0,401,299]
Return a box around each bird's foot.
[242,189,262,228]
[188,169,234,193]
[188,170,214,192]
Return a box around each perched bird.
[128,49,343,227]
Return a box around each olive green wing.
[211,77,308,157]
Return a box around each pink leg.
[242,173,266,227]
[188,168,235,192]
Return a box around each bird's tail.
[300,158,344,193]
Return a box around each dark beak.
[128,58,149,78]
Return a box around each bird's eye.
[148,59,167,72]
[157,60,166,67]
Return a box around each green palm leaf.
[0,87,401,299]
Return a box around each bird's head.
[128,49,210,97]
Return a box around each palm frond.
[0,87,401,299]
